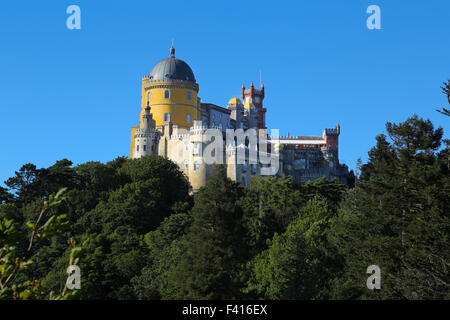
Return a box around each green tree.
[241,176,304,256]
[247,197,340,299]
[5,163,40,203]
[330,115,449,299]
[171,166,247,299]
[0,188,81,299]
[299,177,348,213]
[131,200,193,300]
[436,80,450,117]
[0,187,12,204]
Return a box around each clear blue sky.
[0,0,449,186]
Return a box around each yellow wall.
[140,79,200,128]
[129,126,138,158]
[130,78,201,159]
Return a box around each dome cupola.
[148,46,196,82]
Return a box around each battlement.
[323,128,338,136]
[134,128,158,138]
[323,124,340,137]
[278,135,324,141]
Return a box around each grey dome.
[149,49,196,82]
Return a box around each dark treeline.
[0,114,448,299]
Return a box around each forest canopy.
[0,114,448,300]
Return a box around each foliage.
[436,80,450,117]
[329,115,449,299]
[246,197,341,299]
[0,108,448,300]
[169,166,247,299]
[0,188,80,299]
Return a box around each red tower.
[241,81,267,129]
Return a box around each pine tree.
[330,115,449,299]
[436,80,450,117]
[170,166,247,299]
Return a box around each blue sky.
[0,0,449,186]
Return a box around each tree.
[5,163,40,203]
[329,115,449,299]
[0,187,12,204]
[436,80,450,116]
[241,176,304,256]
[170,166,247,299]
[246,197,341,299]
[132,214,192,299]
[0,188,81,299]
[299,177,348,213]
[76,156,191,235]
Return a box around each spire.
[259,69,262,87]
[170,40,175,57]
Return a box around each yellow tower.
[130,46,201,157]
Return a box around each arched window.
[184,160,189,170]
[186,113,192,124]
[147,91,151,102]
[194,161,200,171]
[164,90,170,99]
[187,91,192,101]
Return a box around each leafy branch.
[436,80,450,116]
[0,188,79,299]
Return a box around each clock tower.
[241,81,266,129]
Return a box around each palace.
[130,46,349,191]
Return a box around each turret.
[133,102,159,158]
[322,124,340,164]
[227,97,244,128]
[241,82,267,129]
[322,124,340,148]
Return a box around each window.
[136,145,139,151]
[243,161,248,172]
[164,112,170,122]
[164,90,170,99]
[143,145,147,151]
[185,142,190,152]
[147,91,151,102]
[184,160,189,170]
[187,91,192,101]
[251,164,257,174]
[193,142,200,156]
[194,161,200,171]
[186,113,192,124]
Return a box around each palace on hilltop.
[130,46,349,191]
